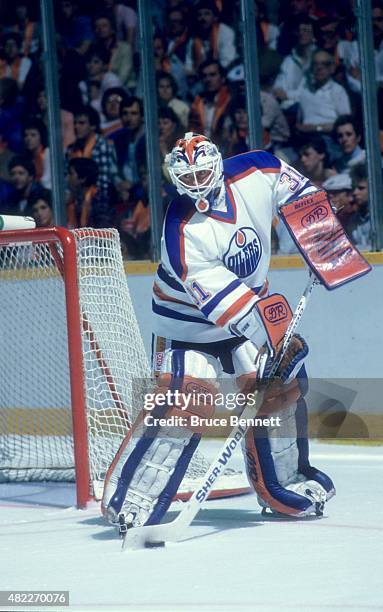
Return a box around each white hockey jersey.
[153,150,316,343]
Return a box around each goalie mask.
[165,132,224,213]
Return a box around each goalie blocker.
[102,292,335,533]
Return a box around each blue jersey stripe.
[152,300,214,325]
[157,264,186,293]
[164,196,195,281]
[224,151,280,181]
[285,182,314,202]
[200,279,242,317]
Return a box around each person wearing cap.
[322,172,358,239]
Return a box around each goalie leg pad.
[102,349,220,528]
[243,367,335,516]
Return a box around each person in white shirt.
[78,45,122,111]
[101,0,137,49]
[273,16,317,108]
[184,0,238,77]
[293,49,351,137]
[1,32,31,90]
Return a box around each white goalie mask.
[165,132,224,213]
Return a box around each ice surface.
[1,442,382,612]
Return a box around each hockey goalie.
[102,133,337,533]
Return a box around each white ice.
[0,441,382,612]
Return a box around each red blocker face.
[279,191,371,289]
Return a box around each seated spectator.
[255,0,280,50]
[188,59,231,141]
[164,6,190,99]
[6,1,40,58]
[1,32,32,90]
[0,77,24,154]
[67,157,111,228]
[35,86,75,150]
[0,134,15,181]
[27,188,54,227]
[273,16,317,107]
[108,96,146,183]
[117,165,150,260]
[66,105,120,197]
[260,83,290,155]
[78,45,122,112]
[322,172,357,239]
[314,15,361,93]
[157,71,190,128]
[295,136,336,188]
[185,0,238,77]
[100,87,128,136]
[56,0,94,56]
[0,178,17,213]
[349,163,371,251]
[93,11,135,90]
[5,155,42,214]
[158,107,183,174]
[100,0,137,48]
[86,80,102,114]
[22,118,51,188]
[153,33,172,73]
[111,178,132,225]
[331,61,363,122]
[277,0,317,56]
[291,49,351,158]
[332,114,365,173]
[221,94,249,158]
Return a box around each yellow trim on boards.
[124,252,383,276]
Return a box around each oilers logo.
[223,227,262,278]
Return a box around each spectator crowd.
[0,0,382,257]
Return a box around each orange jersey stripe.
[153,282,197,309]
[216,289,256,327]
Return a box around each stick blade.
[121,493,219,549]
[121,524,171,551]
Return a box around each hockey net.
[0,227,249,506]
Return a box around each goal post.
[1,227,92,506]
[0,227,249,508]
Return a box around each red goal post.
[0,227,249,508]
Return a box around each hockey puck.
[145,541,165,548]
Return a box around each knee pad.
[156,349,220,433]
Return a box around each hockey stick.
[122,275,319,550]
